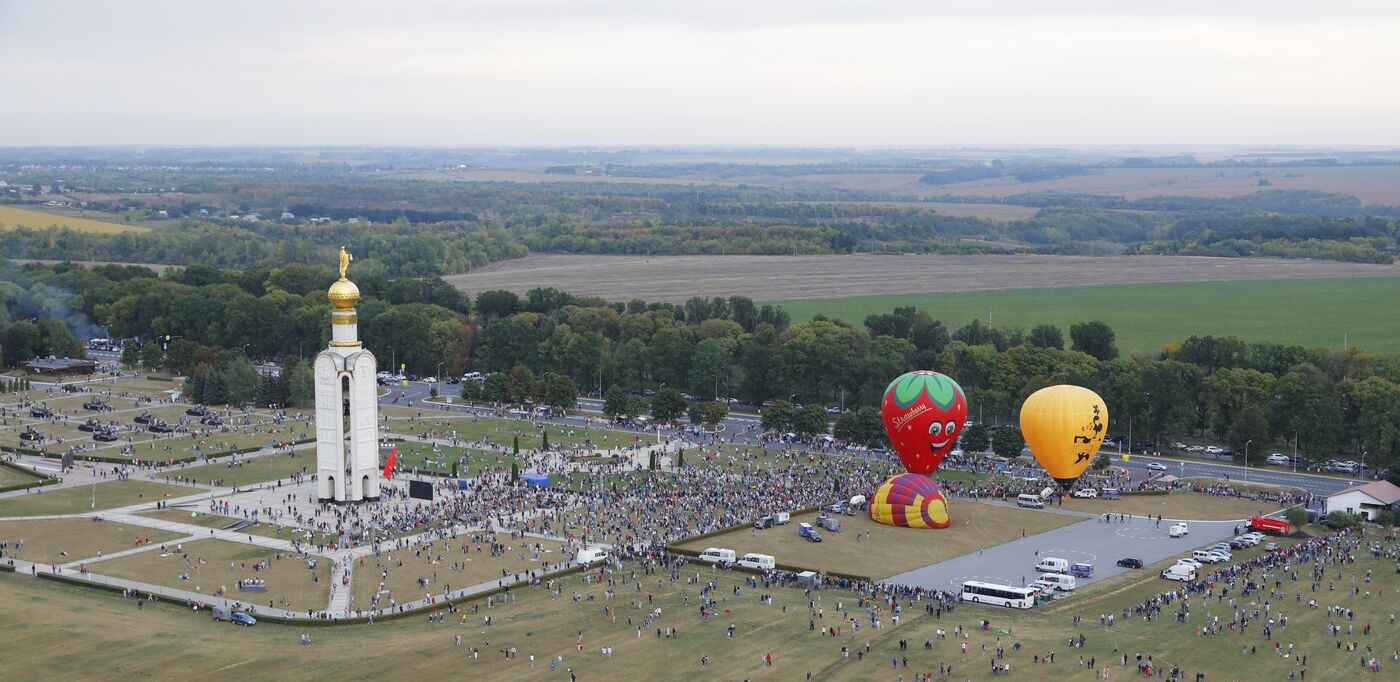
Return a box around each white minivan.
[737,553,776,570]
[1169,523,1189,537]
[1017,494,1045,509]
[1036,573,1077,592]
[1161,564,1196,581]
[1035,557,1069,573]
[698,548,737,564]
[575,547,610,564]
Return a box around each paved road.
[886,505,1245,593]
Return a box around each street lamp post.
[1292,430,1298,473]
[436,362,445,383]
[1244,440,1252,483]
[1361,450,1368,478]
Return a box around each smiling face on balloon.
[881,371,968,475]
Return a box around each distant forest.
[2,156,1399,275]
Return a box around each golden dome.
[328,277,360,311]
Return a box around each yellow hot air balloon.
[1019,384,1108,490]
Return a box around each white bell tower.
[314,247,380,503]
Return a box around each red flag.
[383,446,397,480]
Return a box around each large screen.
[408,480,434,501]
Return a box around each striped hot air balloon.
[869,473,951,529]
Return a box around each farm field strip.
[444,253,1397,304]
[0,205,150,234]
[772,277,1400,354]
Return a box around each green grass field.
[96,538,330,612]
[0,527,1390,682]
[0,518,184,564]
[0,480,200,518]
[168,450,315,488]
[770,277,1400,354]
[0,205,150,234]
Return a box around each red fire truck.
[1249,516,1291,535]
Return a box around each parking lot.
[885,506,1244,593]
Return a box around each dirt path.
[444,253,1400,302]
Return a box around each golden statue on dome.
[338,245,353,279]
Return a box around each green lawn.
[0,518,185,564]
[386,441,521,478]
[3,527,1388,682]
[770,277,1400,354]
[95,538,331,612]
[383,409,644,452]
[0,480,201,518]
[167,450,315,487]
[0,464,47,488]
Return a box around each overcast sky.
[2,1,1398,146]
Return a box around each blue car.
[229,612,257,627]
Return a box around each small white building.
[1324,480,1400,521]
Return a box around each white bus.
[961,580,1037,609]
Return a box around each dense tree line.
[4,257,1398,475]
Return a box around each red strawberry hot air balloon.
[881,371,968,475]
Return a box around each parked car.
[1116,557,1144,569]
[1072,488,1098,498]
[1263,542,1281,552]
[753,516,775,530]
[798,523,822,543]
[229,612,257,627]
[1204,446,1224,455]
[1186,445,1205,452]
[1175,558,1203,570]
[823,502,852,516]
[1172,442,1188,450]
[1266,453,1290,465]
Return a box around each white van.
[1017,494,1045,509]
[1036,573,1077,592]
[1161,564,1196,581]
[1035,557,1069,573]
[698,548,737,564]
[736,553,776,570]
[462,371,484,382]
[1169,523,1189,537]
[575,547,610,564]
